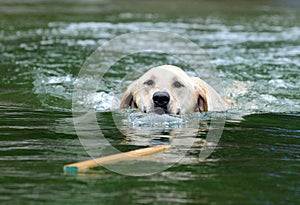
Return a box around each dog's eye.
[144,79,154,86]
[173,81,184,88]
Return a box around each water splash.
[29,16,300,114]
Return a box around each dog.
[120,65,226,115]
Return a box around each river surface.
[0,0,299,204]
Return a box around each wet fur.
[120,65,226,114]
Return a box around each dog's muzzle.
[153,91,170,114]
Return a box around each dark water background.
[1,0,300,204]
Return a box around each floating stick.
[64,145,171,173]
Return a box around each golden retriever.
[120,65,226,114]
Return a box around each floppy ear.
[196,94,208,112]
[120,91,137,109]
[191,77,208,112]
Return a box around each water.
[1,0,300,204]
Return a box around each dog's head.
[120,65,208,115]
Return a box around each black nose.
[153,91,170,107]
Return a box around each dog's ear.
[191,77,208,112]
[196,94,208,112]
[120,91,137,108]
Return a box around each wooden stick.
[64,145,171,173]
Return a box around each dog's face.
[120,65,208,115]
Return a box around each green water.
[1,0,300,204]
